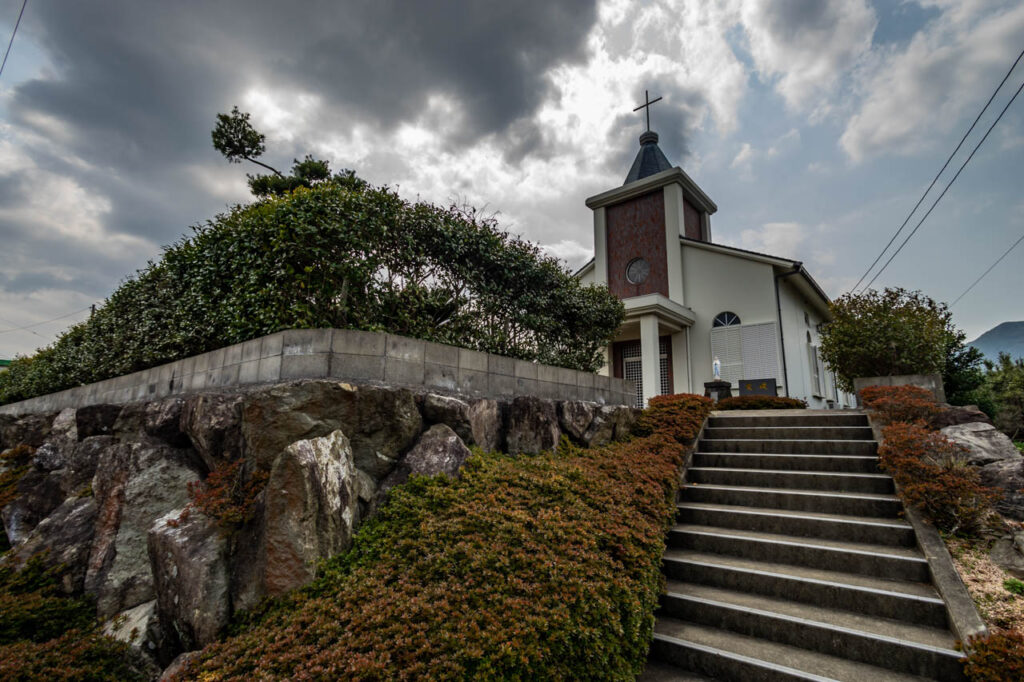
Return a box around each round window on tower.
[625,258,650,284]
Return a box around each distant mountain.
[969,321,1024,362]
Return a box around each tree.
[819,287,981,396]
[943,329,988,407]
[212,107,365,198]
[983,353,1024,439]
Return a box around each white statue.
[713,356,721,380]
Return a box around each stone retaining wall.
[0,329,633,415]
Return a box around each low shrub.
[0,628,151,681]
[1005,578,1024,596]
[859,384,941,425]
[879,422,999,536]
[714,396,807,411]
[962,629,1024,681]
[173,459,268,529]
[178,394,712,681]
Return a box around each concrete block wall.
[0,329,634,415]
[852,373,946,403]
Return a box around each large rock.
[180,394,244,472]
[260,429,359,597]
[76,404,123,440]
[242,381,422,480]
[103,599,163,657]
[932,405,993,429]
[0,412,55,449]
[506,396,561,454]
[145,398,189,447]
[468,398,502,453]
[582,405,637,447]
[991,531,1024,579]
[378,424,472,502]
[979,458,1024,521]
[85,442,200,618]
[3,496,98,593]
[1,464,65,546]
[558,401,597,444]
[148,509,230,651]
[422,394,473,442]
[941,422,1022,466]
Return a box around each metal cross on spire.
[632,89,663,132]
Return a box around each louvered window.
[710,322,779,386]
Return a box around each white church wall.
[681,245,779,389]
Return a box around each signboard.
[738,378,777,396]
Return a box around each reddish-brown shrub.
[860,384,941,425]
[173,459,268,528]
[962,628,1024,681]
[715,396,807,411]
[179,394,713,681]
[879,422,1000,536]
[0,629,151,681]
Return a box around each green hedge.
[715,396,807,410]
[178,394,713,681]
[0,182,624,405]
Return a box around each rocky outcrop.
[506,396,561,454]
[149,509,230,652]
[941,422,1022,466]
[979,459,1024,521]
[259,429,359,597]
[932,404,993,429]
[990,531,1024,579]
[0,378,634,666]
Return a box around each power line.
[860,75,1024,292]
[0,304,94,335]
[0,0,27,81]
[951,231,1024,307]
[851,46,1024,292]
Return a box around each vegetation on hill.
[0,180,623,405]
[969,321,1024,363]
[171,394,711,681]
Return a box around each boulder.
[558,401,596,444]
[86,442,200,618]
[582,405,636,447]
[76,404,123,440]
[941,422,1022,466]
[260,429,359,597]
[991,531,1024,579]
[148,509,230,651]
[180,393,244,472]
[378,424,472,502]
[506,396,560,454]
[979,459,1024,521]
[103,599,163,656]
[3,496,98,594]
[0,412,55,449]
[242,381,422,480]
[422,394,473,442]
[160,651,202,681]
[60,435,113,498]
[932,405,993,429]
[468,398,502,453]
[145,398,189,447]
[1,465,65,546]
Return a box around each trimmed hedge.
[0,181,623,405]
[859,385,941,425]
[177,394,712,681]
[715,396,807,410]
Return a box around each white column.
[593,207,607,286]
[640,314,661,406]
[671,331,688,395]
[662,184,685,304]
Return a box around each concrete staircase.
[641,410,966,681]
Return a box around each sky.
[0,0,1022,360]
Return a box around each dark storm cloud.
[604,84,704,178]
[1,0,600,304]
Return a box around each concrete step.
[681,484,903,518]
[662,550,948,628]
[668,525,931,582]
[638,660,716,681]
[708,413,868,428]
[676,503,916,546]
[650,619,932,681]
[693,452,879,473]
[688,468,894,494]
[660,582,963,680]
[703,426,875,441]
[697,438,878,456]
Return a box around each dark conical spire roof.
[623,130,673,185]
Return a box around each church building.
[576,118,854,409]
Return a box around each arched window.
[712,311,741,327]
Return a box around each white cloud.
[740,0,877,113]
[840,1,1024,161]
[735,221,806,257]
